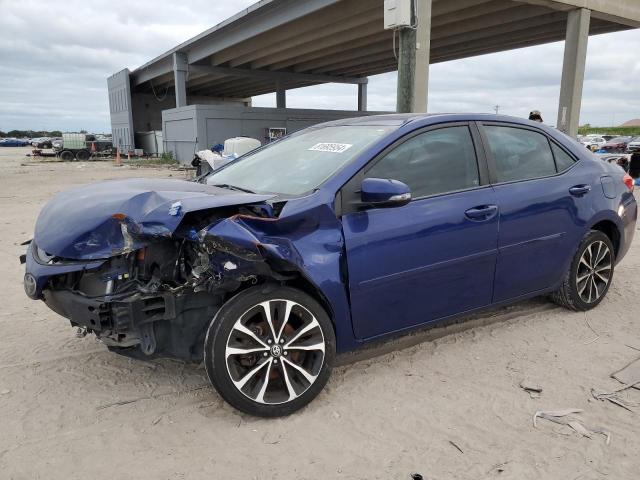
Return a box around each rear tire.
[59,150,74,161]
[204,285,335,417]
[552,230,615,311]
[75,149,90,161]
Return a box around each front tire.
[552,230,615,311]
[204,285,335,417]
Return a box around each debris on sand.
[591,385,639,412]
[533,409,611,445]
[448,440,464,454]
[591,356,640,411]
[611,356,640,390]
[519,380,543,399]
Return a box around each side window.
[365,126,480,198]
[551,142,576,172]
[484,126,556,183]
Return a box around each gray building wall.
[131,93,250,133]
[162,104,384,163]
[107,69,135,150]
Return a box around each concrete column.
[358,82,368,111]
[276,80,286,108]
[413,0,432,113]
[397,0,432,113]
[173,52,188,108]
[557,8,590,137]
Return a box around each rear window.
[551,142,576,172]
[484,126,556,183]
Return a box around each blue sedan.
[0,138,29,147]
[23,114,637,416]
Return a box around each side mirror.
[360,178,411,208]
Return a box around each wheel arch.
[282,274,336,332]
[589,218,621,257]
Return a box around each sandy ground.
[1,146,639,480]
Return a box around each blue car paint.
[360,177,410,204]
[343,185,500,339]
[25,243,106,296]
[35,178,274,260]
[26,114,637,354]
[0,139,29,147]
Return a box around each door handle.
[569,185,591,196]
[465,205,498,221]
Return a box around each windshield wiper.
[212,183,256,194]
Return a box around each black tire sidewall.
[568,230,615,310]
[76,150,90,161]
[204,285,336,417]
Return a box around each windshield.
[206,125,395,196]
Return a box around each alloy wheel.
[225,299,325,405]
[576,240,612,304]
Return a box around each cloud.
[0,1,638,132]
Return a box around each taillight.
[623,174,634,192]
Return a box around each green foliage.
[125,151,179,167]
[578,126,640,137]
[160,152,176,163]
[0,130,65,138]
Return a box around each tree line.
[0,130,74,138]
[578,126,640,137]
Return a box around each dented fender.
[199,198,356,353]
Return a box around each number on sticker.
[308,143,353,153]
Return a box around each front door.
[341,124,500,340]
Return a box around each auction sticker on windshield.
[308,143,353,153]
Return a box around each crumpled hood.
[34,178,274,260]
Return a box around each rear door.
[340,123,500,340]
[478,123,586,302]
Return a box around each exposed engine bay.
[28,196,300,360]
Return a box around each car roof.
[314,113,545,128]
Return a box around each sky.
[0,0,638,133]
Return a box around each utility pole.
[494,105,500,114]
[396,0,432,113]
[396,17,416,113]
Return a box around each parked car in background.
[626,137,640,153]
[0,138,29,147]
[50,138,63,150]
[22,114,637,417]
[602,135,619,142]
[31,137,52,149]
[600,137,633,153]
[581,136,606,151]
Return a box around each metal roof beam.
[132,58,173,87]
[188,0,342,65]
[229,5,381,68]
[269,32,390,71]
[432,0,522,27]
[431,11,567,48]
[189,64,366,85]
[251,20,384,70]
[294,39,391,73]
[212,0,377,66]
[514,0,640,25]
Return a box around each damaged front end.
[23,179,301,360]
